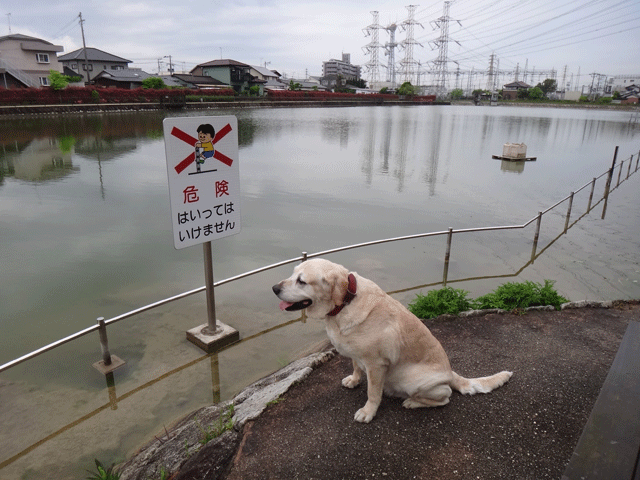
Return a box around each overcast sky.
[3,0,639,88]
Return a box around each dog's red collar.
[326,273,357,317]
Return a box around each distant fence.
[0,146,638,375]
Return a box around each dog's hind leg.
[342,358,364,388]
[402,384,452,409]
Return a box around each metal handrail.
[0,148,638,374]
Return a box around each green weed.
[86,459,120,480]
[408,287,473,319]
[473,280,567,311]
[409,280,568,319]
[197,403,235,445]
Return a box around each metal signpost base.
[186,241,239,353]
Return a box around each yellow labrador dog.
[273,258,512,423]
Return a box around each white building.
[0,34,64,88]
[322,53,361,83]
[609,75,640,93]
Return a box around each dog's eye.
[297,276,307,285]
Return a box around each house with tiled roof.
[92,68,151,89]
[502,81,532,100]
[58,48,131,83]
[191,59,265,94]
[162,73,230,89]
[0,34,64,88]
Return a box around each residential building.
[250,65,281,82]
[322,53,361,88]
[609,75,640,92]
[160,73,229,89]
[619,84,640,103]
[250,66,287,91]
[92,68,151,89]
[191,59,265,94]
[286,78,329,91]
[0,34,64,88]
[58,48,131,83]
[502,81,531,100]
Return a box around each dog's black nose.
[272,285,281,296]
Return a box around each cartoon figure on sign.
[195,124,216,173]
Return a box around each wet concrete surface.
[221,302,639,480]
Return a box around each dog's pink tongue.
[279,301,293,311]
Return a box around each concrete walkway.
[220,302,639,480]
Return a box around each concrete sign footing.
[187,320,239,353]
[92,355,126,375]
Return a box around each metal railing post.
[301,251,308,322]
[602,146,618,220]
[587,178,596,211]
[92,318,125,374]
[636,151,639,172]
[93,317,125,375]
[97,317,112,366]
[443,227,453,286]
[531,212,542,262]
[616,160,623,187]
[564,192,574,233]
[627,155,633,179]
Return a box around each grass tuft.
[409,280,568,319]
[197,403,235,445]
[85,459,120,480]
[408,287,473,319]
[473,280,568,311]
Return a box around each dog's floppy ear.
[326,266,349,308]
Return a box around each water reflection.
[500,160,526,174]
[1,138,78,182]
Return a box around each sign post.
[163,115,241,352]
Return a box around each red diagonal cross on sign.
[172,123,233,174]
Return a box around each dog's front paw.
[354,406,376,423]
[342,375,361,389]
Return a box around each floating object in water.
[493,142,536,161]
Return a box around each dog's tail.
[450,370,513,395]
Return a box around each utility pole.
[79,13,90,84]
[164,55,173,74]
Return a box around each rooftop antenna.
[6,13,11,34]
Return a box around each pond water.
[0,105,639,479]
